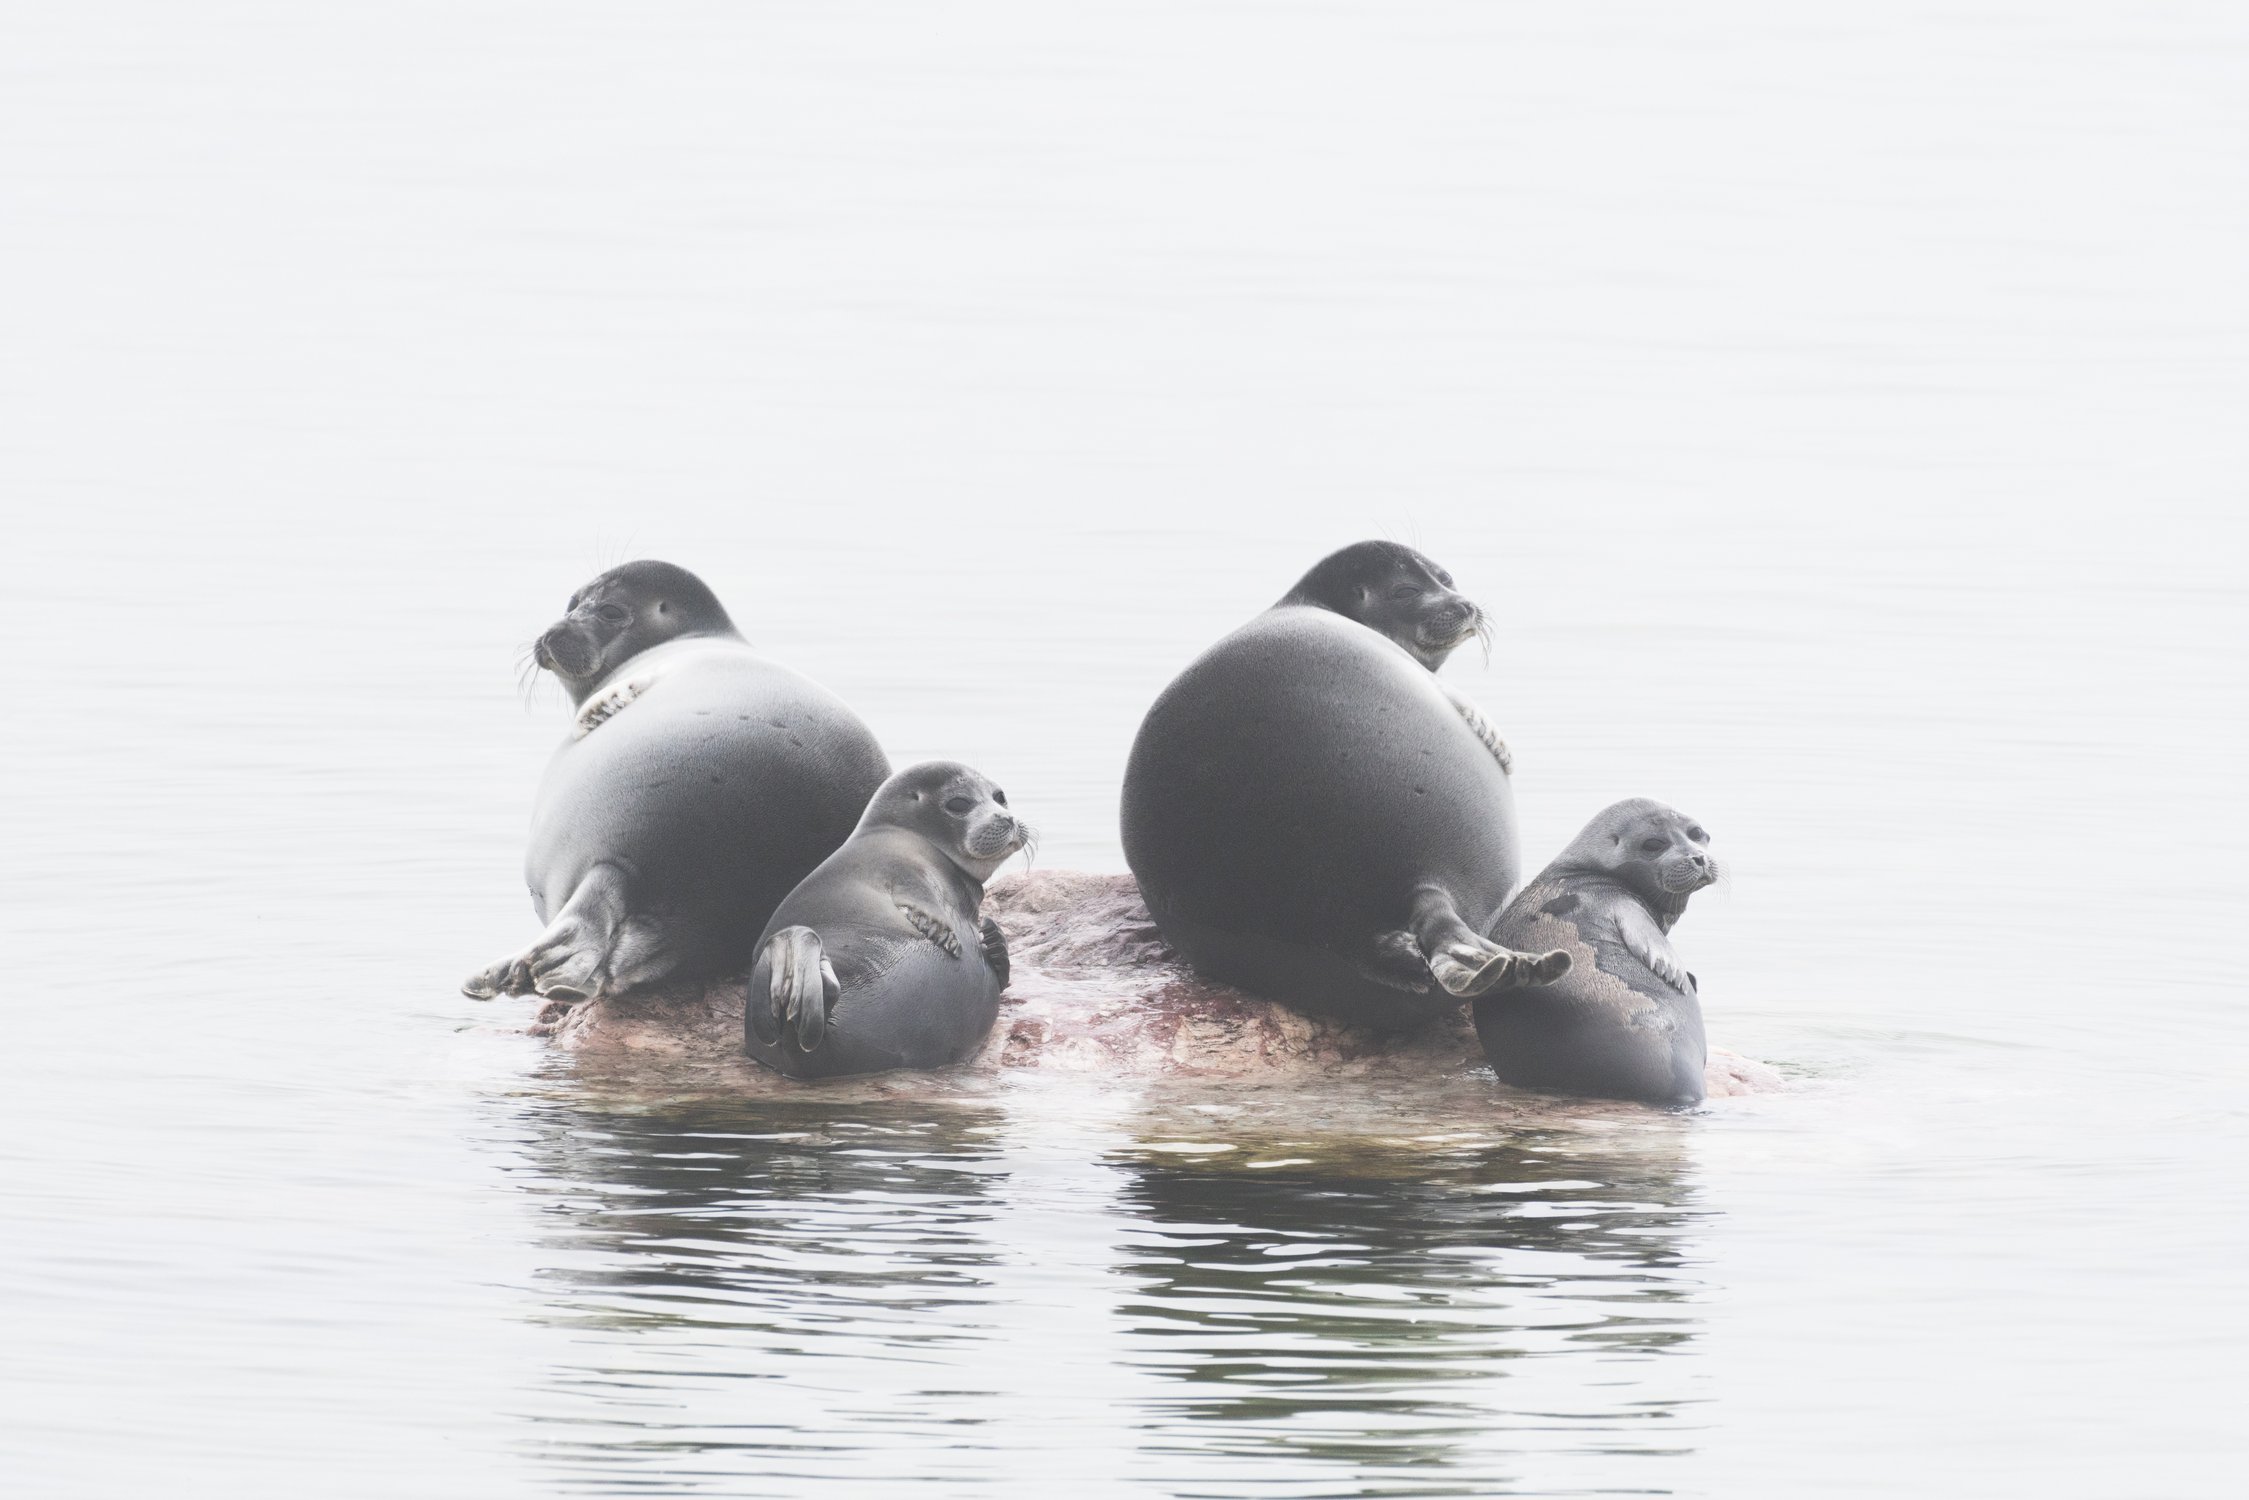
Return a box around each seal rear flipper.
[462,863,633,1002]
[1353,929,1434,993]
[1410,884,1571,997]
[753,925,841,1051]
[596,914,674,995]
[979,917,1011,988]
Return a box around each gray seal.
[1120,541,1568,1032]
[1472,799,1718,1105]
[745,761,1028,1079]
[464,560,890,1004]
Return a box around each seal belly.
[1122,606,1522,1028]
[744,903,1002,1081]
[815,929,1001,1078]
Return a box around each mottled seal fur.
[1473,800,1718,1105]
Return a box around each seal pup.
[464,560,890,1005]
[1473,800,1718,1106]
[745,761,1028,1079]
[1120,540,1567,1032]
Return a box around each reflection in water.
[501,1081,1709,1497]
[503,1091,1012,1494]
[1109,1118,1707,1496]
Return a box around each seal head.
[1548,798,1718,932]
[533,560,738,706]
[1280,540,1486,671]
[857,759,1032,881]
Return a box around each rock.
[1704,1047,1787,1097]
[530,870,1784,1098]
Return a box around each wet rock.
[533,870,1782,1098]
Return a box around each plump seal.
[1472,800,1718,1105]
[1120,541,1567,1032]
[744,761,1028,1079]
[464,560,890,1005]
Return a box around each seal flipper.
[1354,929,1434,993]
[1410,883,1571,997]
[754,925,841,1051]
[979,917,1011,988]
[462,862,636,1002]
[1440,682,1513,776]
[900,904,963,957]
[1616,904,1689,992]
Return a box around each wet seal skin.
[745,761,1028,1079]
[1121,540,1567,1032]
[463,560,890,1007]
[1473,799,1719,1106]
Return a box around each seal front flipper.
[979,917,1011,988]
[1441,682,1513,776]
[1616,904,1689,992]
[462,862,641,1002]
[900,903,963,957]
[752,925,841,1050]
[1411,883,1569,997]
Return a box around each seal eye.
[1688,827,1708,844]
[1389,584,1421,600]
[992,789,1008,806]
[594,604,629,624]
[944,796,975,816]
[1639,836,1668,855]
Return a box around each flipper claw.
[901,904,963,957]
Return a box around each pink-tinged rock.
[527,870,1782,1098]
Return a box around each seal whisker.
[514,642,548,710]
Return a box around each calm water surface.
[5,4,2246,1496]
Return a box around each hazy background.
[4,3,2244,1496]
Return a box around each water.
[4,3,2245,1494]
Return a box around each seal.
[463,560,891,1005]
[1120,540,1567,1032]
[1472,799,1718,1105]
[744,761,1028,1079]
